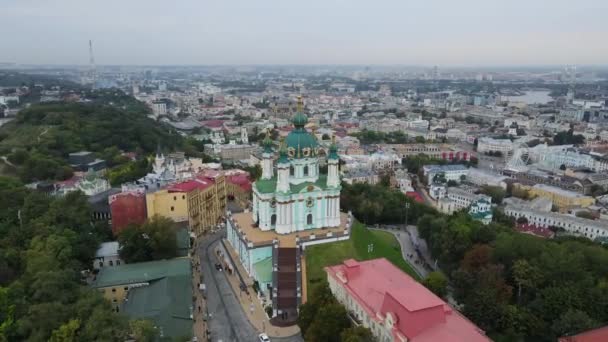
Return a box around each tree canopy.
[0,180,131,341]
[340,181,436,225]
[417,211,608,341]
[0,90,209,182]
[117,216,178,263]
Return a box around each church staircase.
[271,246,300,326]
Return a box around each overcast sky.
[2,0,607,66]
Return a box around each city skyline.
[2,0,608,66]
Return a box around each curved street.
[197,231,303,342]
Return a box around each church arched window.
[307,214,313,225]
[271,214,277,226]
[303,165,309,176]
[290,165,295,176]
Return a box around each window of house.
[307,214,313,225]
[174,196,177,201]
[290,165,295,176]
[117,260,121,265]
[171,206,174,211]
[112,288,116,293]
[303,165,309,176]
[271,214,277,226]
[124,287,128,291]
[109,260,113,266]
[182,195,185,200]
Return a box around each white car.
[258,333,270,342]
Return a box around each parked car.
[258,333,270,342]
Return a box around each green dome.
[292,112,308,128]
[285,127,319,159]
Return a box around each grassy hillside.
[306,222,420,298]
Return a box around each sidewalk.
[220,239,301,338]
[191,241,208,341]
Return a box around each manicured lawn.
[306,222,420,295]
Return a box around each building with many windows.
[527,184,595,211]
[504,205,608,241]
[422,164,469,184]
[145,174,227,236]
[476,137,514,156]
[326,258,490,342]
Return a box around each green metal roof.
[176,227,190,257]
[122,269,193,339]
[285,129,319,159]
[92,258,191,288]
[255,177,277,194]
[254,174,336,194]
[290,174,330,193]
[253,257,273,285]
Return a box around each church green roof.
[254,174,336,194]
[285,128,319,159]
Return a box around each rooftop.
[167,177,214,193]
[92,258,190,288]
[559,325,608,342]
[325,258,489,342]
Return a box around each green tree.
[480,185,506,204]
[129,319,159,342]
[118,216,177,263]
[423,271,448,297]
[340,326,373,342]
[551,309,597,338]
[49,319,80,342]
[512,259,541,303]
[304,303,350,342]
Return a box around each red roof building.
[406,191,425,203]
[559,325,608,342]
[109,190,147,236]
[325,258,490,342]
[167,177,214,193]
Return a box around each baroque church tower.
[252,97,341,234]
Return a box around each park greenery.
[340,181,436,225]
[349,129,413,144]
[417,211,608,341]
[0,90,210,183]
[117,216,178,263]
[0,178,136,341]
[552,129,585,146]
[298,282,372,342]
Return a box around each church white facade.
[252,107,341,234]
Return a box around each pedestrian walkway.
[220,239,301,338]
[370,226,432,278]
[190,240,208,341]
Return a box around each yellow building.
[145,189,189,223]
[146,174,227,236]
[527,184,595,211]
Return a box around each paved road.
[198,231,303,342]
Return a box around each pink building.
[325,258,490,342]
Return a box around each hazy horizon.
[3,0,608,66]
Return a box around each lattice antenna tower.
[89,40,97,88]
